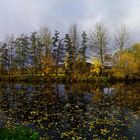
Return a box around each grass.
[0,73,112,83]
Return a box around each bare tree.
[39,27,54,75]
[39,27,52,56]
[90,22,109,67]
[69,24,79,58]
[69,24,80,75]
[5,34,15,78]
[115,25,129,52]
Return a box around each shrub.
[0,126,39,140]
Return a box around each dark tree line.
[0,24,89,78]
[0,23,136,79]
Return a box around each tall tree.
[30,32,39,77]
[69,24,79,74]
[64,34,75,75]
[69,24,79,56]
[115,25,129,52]
[5,35,15,78]
[36,36,44,76]
[39,27,52,56]
[90,22,109,68]
[78,31,88,73]
[0,43,9,77]
[52,30,65,75]
[14,34,29,76]
[39,27,53,75]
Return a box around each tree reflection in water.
[0,82,140,139]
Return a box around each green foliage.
[0,36,15,77]
[30,32,39,76]
[64,34,76,75]
[52,30,65,75]
[14,34,29,76]
[1,24,140,81]
[77,31,88,73]
[0,43,9,75]
[0,126,39,140]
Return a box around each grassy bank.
[1,74,140,83]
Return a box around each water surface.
[0,82,140,139]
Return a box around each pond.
[0,82,140,139]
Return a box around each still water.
[0,82,140,139]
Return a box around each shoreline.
[0,75,140,83]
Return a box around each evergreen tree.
[36,36,44,76]
[30,32,39,77]
[14,34,29,76]
[0,43,9,76]
[78,31,88,73]
[69,24,79,75]
[52,30,65,75]
[5,35,15,78]
[64,34,75,75]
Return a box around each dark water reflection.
[0,82,140,139]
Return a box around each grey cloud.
[0,0,139,43]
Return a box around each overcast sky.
[0,0,140,43]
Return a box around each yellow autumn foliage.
[132,43,140,65]
[112,51,139,78]
[90,59,102,75]
[41,55,54,74]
